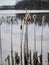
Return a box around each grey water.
[0,10,49,65]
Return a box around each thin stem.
[24,22,28,65]
[11,23,13,52]
[0,25,2,65]
[41,24,43,55]
[40,23,43,65]
[11,23,14,65]
[26,23,28,55]
[20,24,23,65]
[34,22,36,52]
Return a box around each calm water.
[0,10,49,65]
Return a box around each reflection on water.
[0,12,49,65]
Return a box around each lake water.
[0,10,49,65]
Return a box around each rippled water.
[0,10,49,65]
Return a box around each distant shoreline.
[0,0,49,10]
